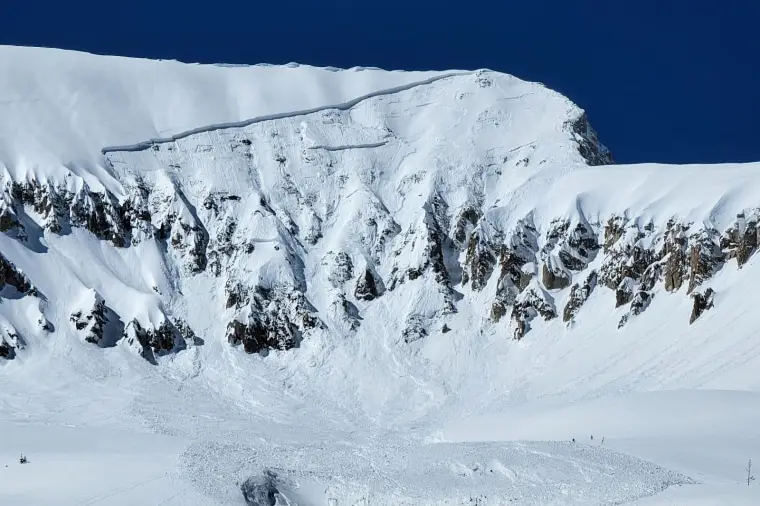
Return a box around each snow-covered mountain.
[2,46,760,505]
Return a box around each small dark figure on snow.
[590,435,594,441]
[571,438,576,443]
[19,454,27,464]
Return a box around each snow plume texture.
[1,45,759,505]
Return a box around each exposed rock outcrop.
[11,180,127,246]
[722,212,759,268]
[387,194,458,317]
[618,291,653,328]
[566,222,600,264]
[615,277,635,308]
[490,221,538,322]
[167,218,209,274]
[0,253,34,295]
[0,193,21,233]
[603,215,626,253]
[600,232,657,291]
[207,217,238,277]
[463,229,496,290]
[0,325,22,360]
[122,318,189,363]
[326,251,354,288]
[0,340,13,359]
[227,285,322,354]
[511,284,557,340]
[328,293,362,332]
[225,281,250,310]
[422,194,454,288]
[536,218,598,292]
[663,220,688,292]
[402,313,429,343]
[542,260,571,290]
[354,268,379,301]
[563,271,597,323]
[70,292,114,346]
[387,195,451,296]
[690,288,715,324]
[688,230,723,293]
[452,206,480,249]
[565,112,613,166]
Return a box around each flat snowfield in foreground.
[0,422,216,506]
[2,389,760,504]
[0,419,689,505]
[0,390,760,506]
[441,390,760,505]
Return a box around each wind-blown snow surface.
[1,46,760,504]
[0,46,453,173]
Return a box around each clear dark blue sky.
[3,1,757,164]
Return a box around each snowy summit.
[1,45,759,505]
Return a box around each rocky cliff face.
[0,65,754,366]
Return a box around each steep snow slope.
[0,46,453,164]
[1,46,760,505]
